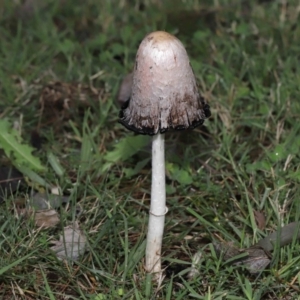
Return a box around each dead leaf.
[28,192,70,210]
[34,209,60,228]
[213,242,271,274]
[254,210,266,230]
[188,251,202,279]
[39,81,100,119]
[50,222,86,261]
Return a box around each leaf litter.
[50,221,87,261]
[33,209,60,228]
[19,192,67,228]
[28,192,70,210]
[14,190,87,260]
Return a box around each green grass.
[1,0,300,299]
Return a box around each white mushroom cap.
[119,31,210,135]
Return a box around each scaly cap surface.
[119,31,210,135]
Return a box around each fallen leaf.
[254,210,266,230]
[39,81,99,117]
[213,242,271,274]
[188,251,202,279]
[28,192,70,210]
[34,209,60,228]
[50,222,86,261]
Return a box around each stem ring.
[149,206,168,217]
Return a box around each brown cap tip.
[119,31,210,135]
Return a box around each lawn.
[1,0,300,299]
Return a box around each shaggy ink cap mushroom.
[118,31,211,275]
[119,31,210,135]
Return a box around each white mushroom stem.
[145,133,166,274]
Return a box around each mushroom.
[119,31,211,275]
